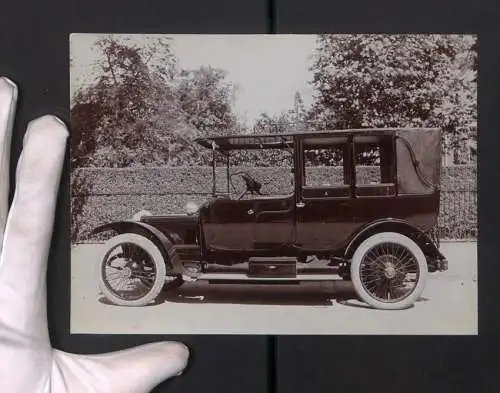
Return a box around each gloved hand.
[0,76,189,393]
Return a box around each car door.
[202,198,256,251]
[253,195,295,249]
[295,188,355,251]
[294,139,356,251]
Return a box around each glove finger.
[0,77,18,250]
[52,342,189,393]
[0,115,68,339]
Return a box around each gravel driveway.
[71,241,477,335]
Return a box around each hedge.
[71,165,477,242]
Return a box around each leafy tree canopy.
[71,36,240,168]
[307,34,477,163]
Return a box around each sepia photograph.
[70,33,477,335]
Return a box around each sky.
[70,34,319,126]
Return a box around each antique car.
[92,127,448,310]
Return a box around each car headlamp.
[132,209,152,221]
[185,201,199,215]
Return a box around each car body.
[93,127,448,309]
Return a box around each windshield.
[210,144,295,199]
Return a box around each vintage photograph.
[70,34,477,334]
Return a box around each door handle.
[296,202,305,208]
[247,209,255,215]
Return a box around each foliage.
[174,66,241,166]
[71,34,477,170]
[308,34,477,163]
[71,165,477,242]
[71,35,240,169]
[70,169,93,243]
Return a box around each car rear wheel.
[350,232,428,310]
[97,233,179,306]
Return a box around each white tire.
[350,232,428,310]
[97,233,167,306]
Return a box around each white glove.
[0,77,189,393]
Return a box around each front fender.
[344,218,445,261]
[91,220,182,244]
[91,220,184,273]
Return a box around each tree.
[292,92,308,131]
[172,66,241,165]
[71,36,243,168]
[230,110,301,167]
[70,102,102,168]
[176,66,237,136]
[431,35,477,163]
[308,34,477,163]
[71,35,180,167]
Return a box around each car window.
[354,137,395,186]
[303,145,347,188]
[229,148,295,197]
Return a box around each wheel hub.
[114,266,132,279]
[383,263,396,279]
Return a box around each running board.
[180,257,340,281]
[184,272,339,282]
[203,265,337,275]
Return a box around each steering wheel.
[229,171,262,199]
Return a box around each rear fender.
[343,218,445,262]
[91,221,184,273]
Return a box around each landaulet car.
[91,127,448,310]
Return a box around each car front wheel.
[97,233,178,306]
[350,232,428,310]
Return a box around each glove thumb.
[52,342,189,393]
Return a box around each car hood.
[140,214,199,227]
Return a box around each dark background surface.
[1,1,499,392]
